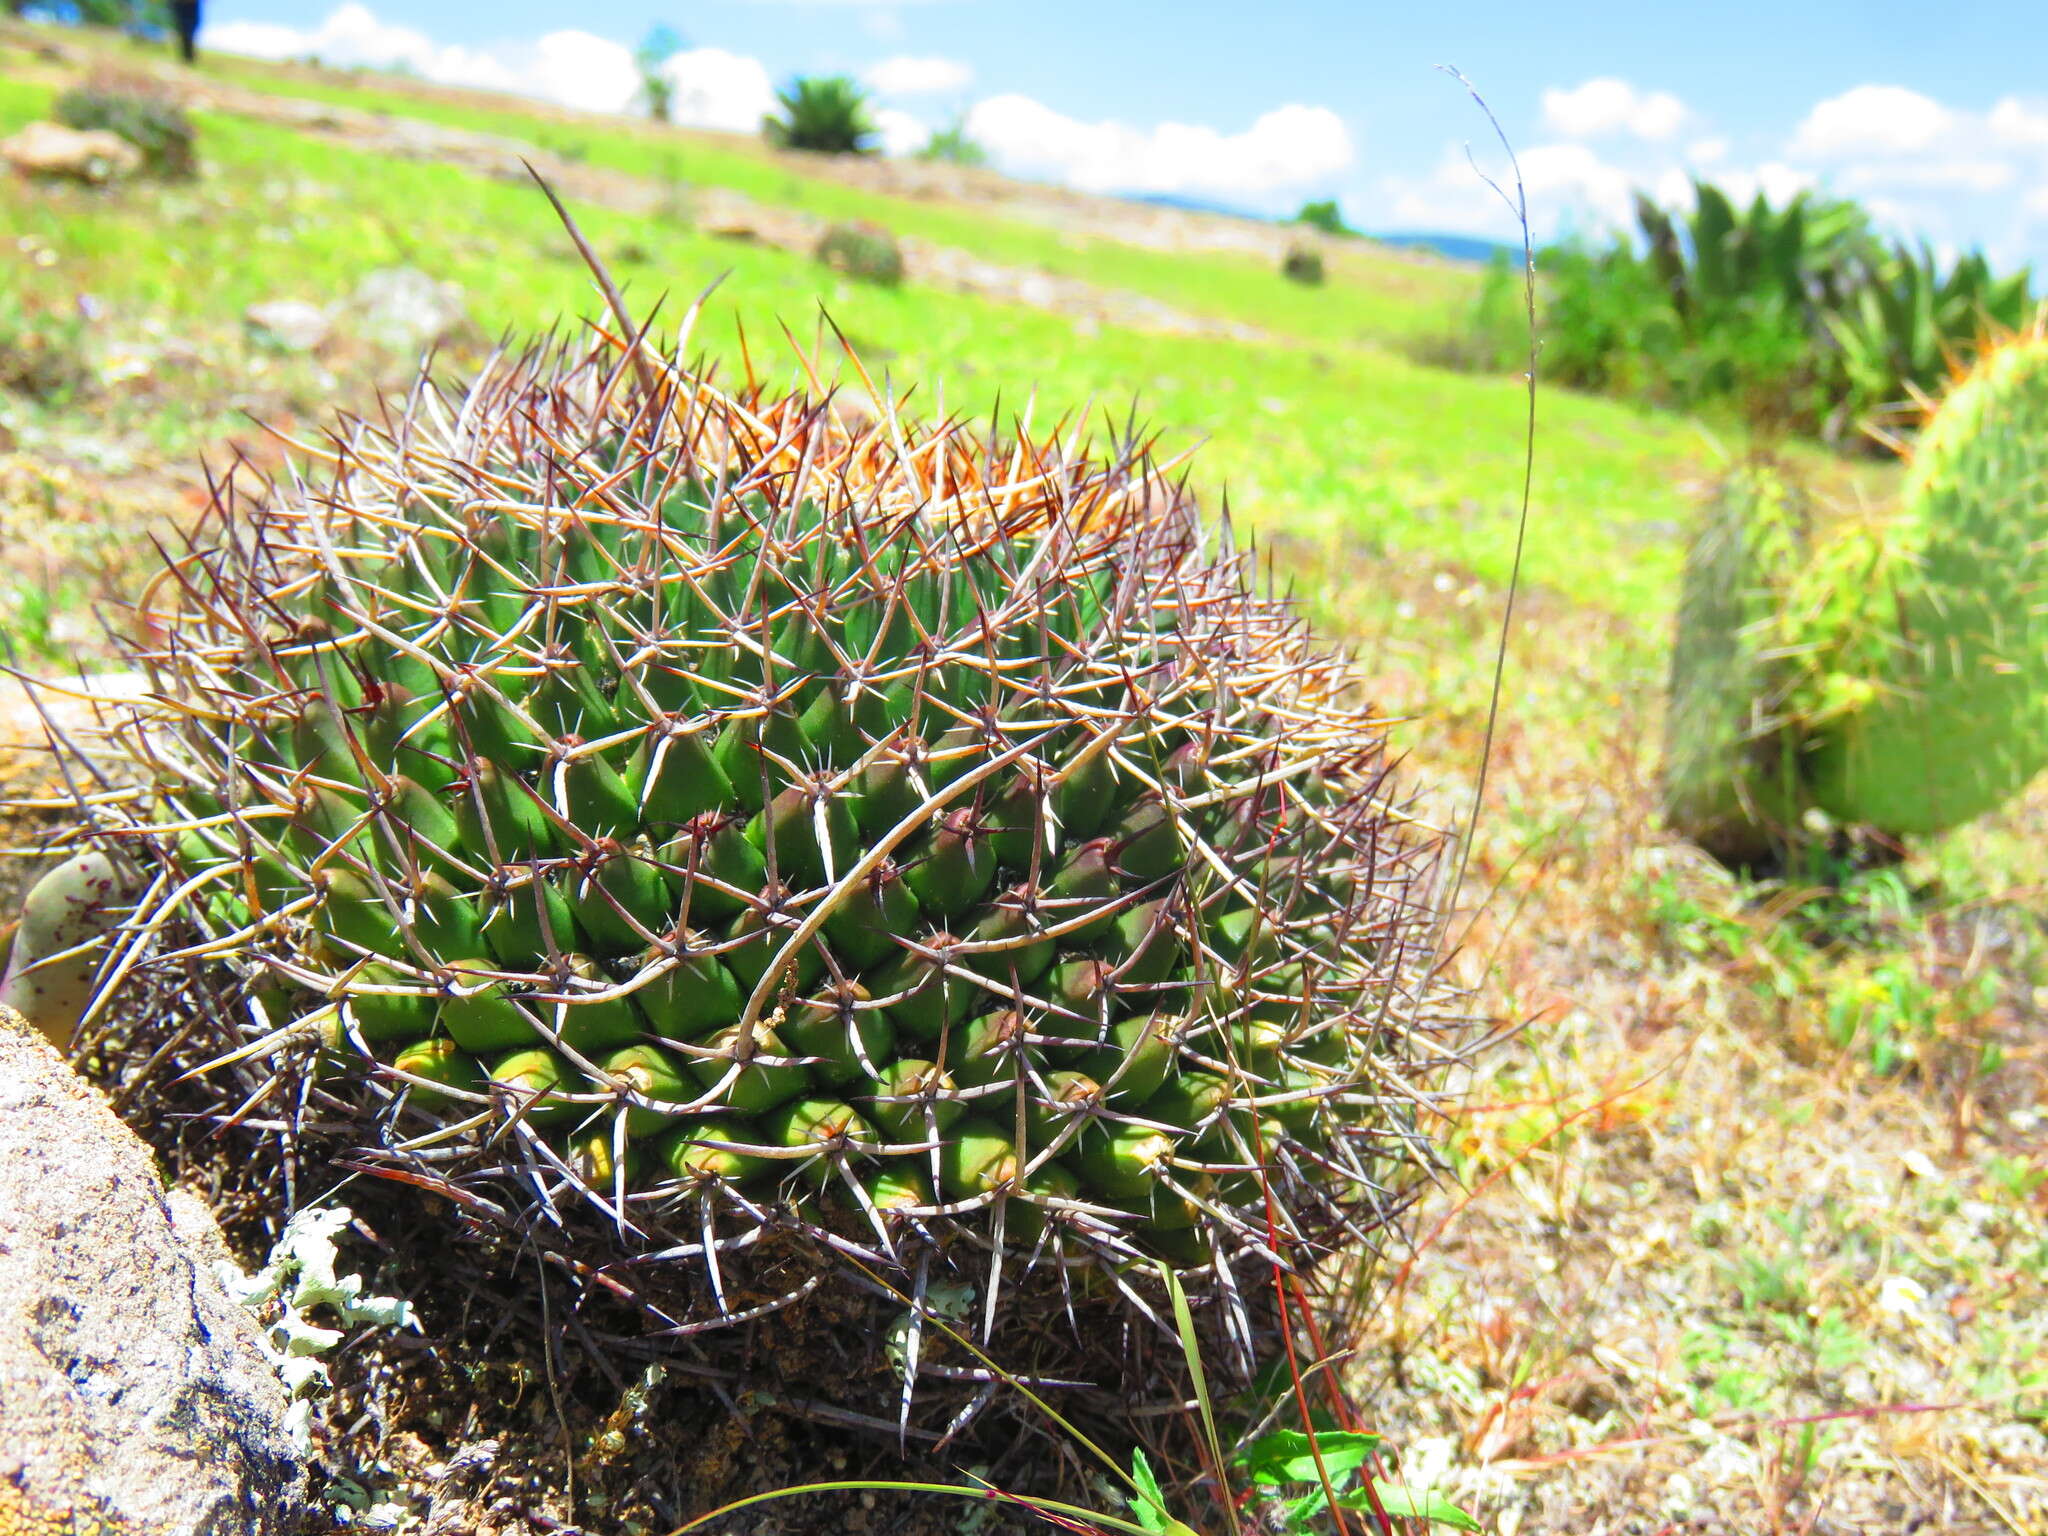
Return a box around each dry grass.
[1279,542,2048,1535]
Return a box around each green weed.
[0,290,93,406]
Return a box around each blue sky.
[200,0,2048,267]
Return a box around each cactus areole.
[46,260,1452,1356]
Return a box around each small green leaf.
[1338,1480,1481,1530]
[1238,1427,1384,1485]
[1126,1449,1176,1536]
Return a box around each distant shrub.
[918,117,986,168]
[635,25,684,123]
[54,72,196,179]
[27,0,169,38]
[763,76,876,155]
[0,292,93,406]
[815,221,904,287]
[1280,244,1325,286]
[1544,237,1834,433]
[1294,199,1351,238]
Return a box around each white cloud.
[1790,85,1953,157]
[872,106,930,157]
[1989,96,2048,148]
[203,3,636,113]
[1541,78,1687,142]
[205,4,524,92]
[864,55,971,97]
[659,48,778,133]
[202,5,785,128]
[1687,137,1728,166]
[964,96,1352,201]
[1379,141,1638,240]
[1713,161,1818,205]
[512,31,639,115]
[1379,138,1831,247]
[1843,158,2016,193]
[1515,142,1639,226]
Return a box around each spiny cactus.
[27,233,1454,1377]
[1281,245,1326,287]
[1800,328,2048,833]
[1665,325,2048,856]
[814,221,904,288]
[1661,461,1810,864]
[0,849,134,1047]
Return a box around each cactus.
[814,221,904,287]
[1281,244,1326,286]
[1660,461,1810,863]
[1800,330,2048,833]
[36,222,1453,1373]
[0,849,136,1047]
[1665,327,2048,855]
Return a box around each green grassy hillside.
[0,53,1883,623]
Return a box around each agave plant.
[1552,178,2034,447]
[1634,181,1880,328]
[917,117,987,168]
[1826,241,2036,437]
[763,74,876,155]
[14,209,1460,1413]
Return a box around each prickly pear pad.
[56,319,1454,1362]
[1802,328,2048,834]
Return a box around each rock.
[702,212,764,242]
[348,266,468,354]
[0,121,143,184]
[0,1003,306,1534]
[243,299,331,354]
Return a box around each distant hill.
[1124,190,1271,221]
[1367,232,1519,265]
[1124,198,1521,268]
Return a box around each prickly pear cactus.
[1661,460,1810,863]
[37,297,1452,1368]
[0,848,134,1047]
[1801,329,2048,834]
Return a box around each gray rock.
[244,299,332,354]
[349,266,468,354]
[0,1003,306,1534]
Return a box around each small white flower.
[1876,1274,1928,1315]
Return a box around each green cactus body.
[1660,460,1811,863]
[44,295,1449,1331]
[1801,333,2048,833]
[0,850,136,1047]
